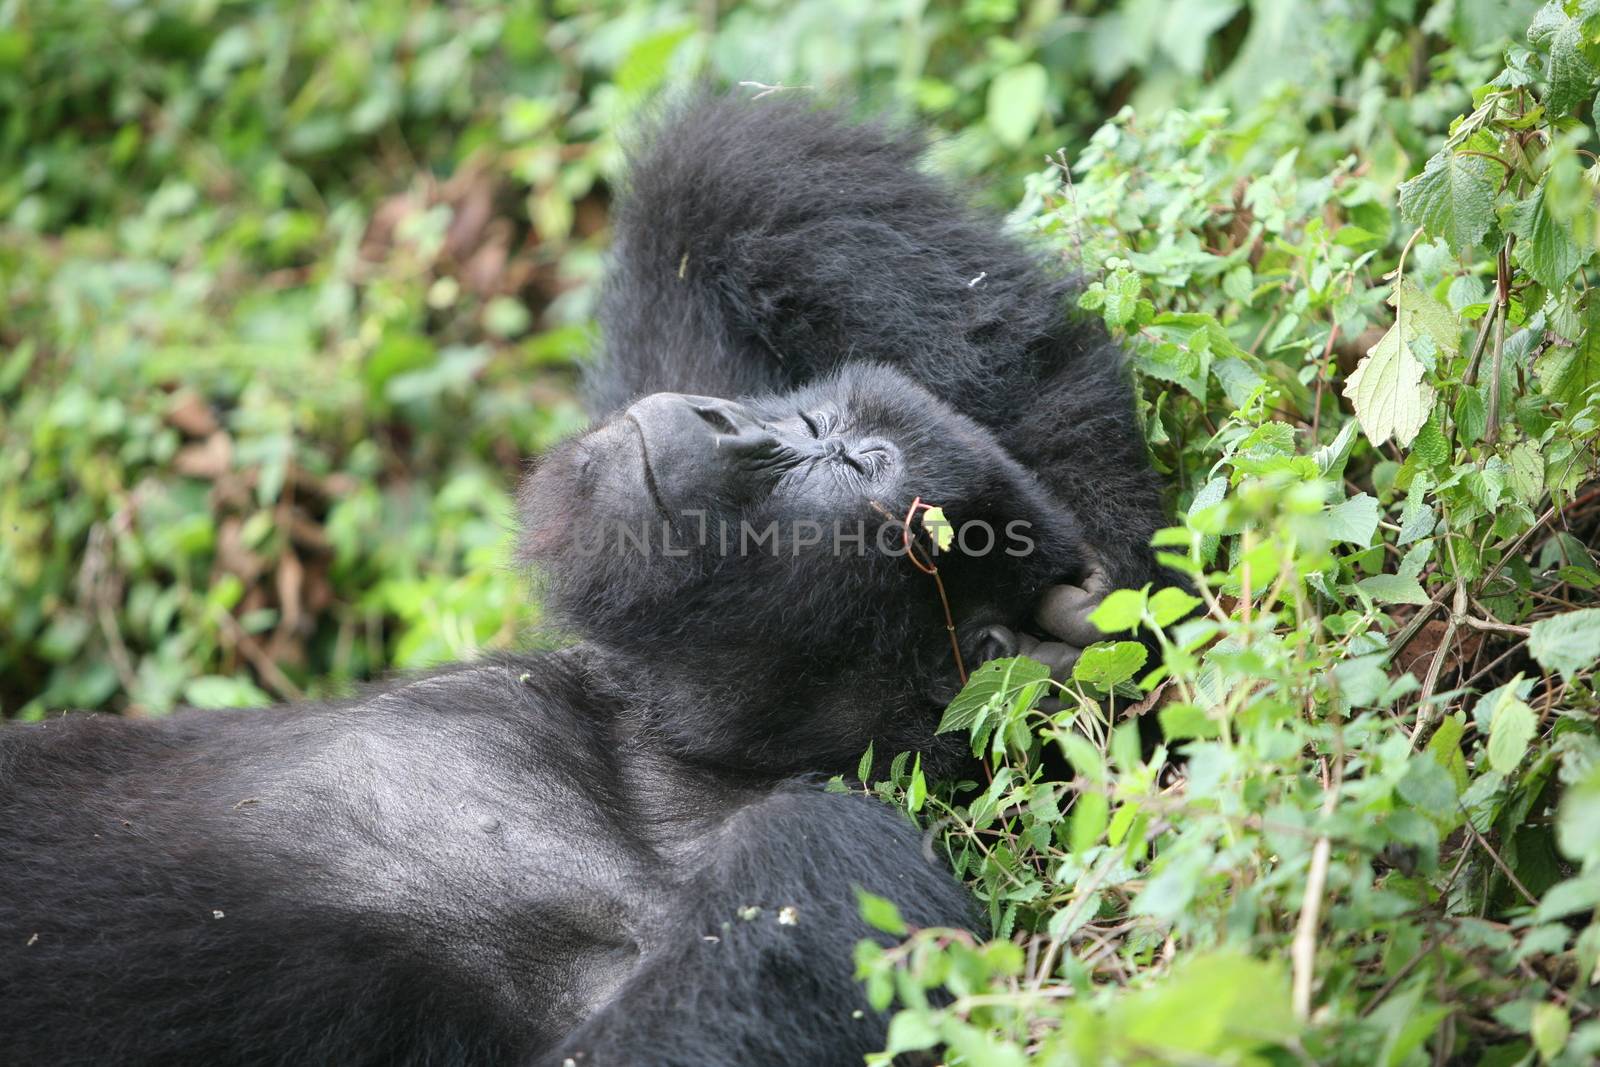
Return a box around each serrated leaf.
[938,656,1051,734]
[986,63,1047,148]
[1399,149,1497,253]
[1509,178,1585,290]
[1487,696,1536,773]
[1411,416,1449,466]
[1148,587,1202,627]
[1325,493,1381,547]
[1544,13,1597,115]
[1508,440,1545,504]
[1528,608,1600,681]
[1357,573,1431,605]
[1073,641,1148,689]
[1535,297,1600,405]
[1343,325,1438,447]
[1089,588,1145,634]
[1392,278,1462,359]
[1399,471,1437,545]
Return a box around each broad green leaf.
[1156,0,1242,74]
[1487,696,1537,773]
[1508,440,1545,505]
[854,888,908,937]
[986,63,1047,149]
[938,657,1050,734]
[614,24,694,95]
[1410,416,1449,467]
[1325,493,1380,547]
[883,1010,939,1055]
[1398,750,1459,810]
[1531,872,1600,922]
[1535,298,1600,405]
[1557,767,1600,865]
[1343,325,1437,448]
[1531,1002,1571,1062]
[1391,278,1462,359]
[1398,149,1497,253]
[1073,641,1148,688]
[1089,588,1146,633]
[1070,790,1109,854]
[1543,12,1597,115]
[1528,608,1600,681]
[1110,951,1299,1053]
[1509,179,1585,290]
[1357,573,1431,605]
[183,675,272,709]
[1148,587,1202,627]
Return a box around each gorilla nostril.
[690,402,740,436]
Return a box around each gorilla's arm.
[544,784,974,1067]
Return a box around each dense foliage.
[4,1,1599,1063]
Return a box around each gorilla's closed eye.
[798,410,825,438]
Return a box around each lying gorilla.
[0,95,1166,1065]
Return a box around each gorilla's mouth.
[625,413,672,522]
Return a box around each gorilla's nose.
[686,397,750,436]
[628,393,765,446]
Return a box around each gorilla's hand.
[1033,564,1111,650]
[972,563,1110,684]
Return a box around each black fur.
[0,93,1168,1065]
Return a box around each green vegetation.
[4,1,1600,1063]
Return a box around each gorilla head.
[519,362,1091,772]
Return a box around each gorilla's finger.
[1035,584,1105,648]
[1028,640,1082,682]
[974,625,1020,665]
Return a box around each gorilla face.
[521,364,1086,682]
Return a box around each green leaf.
[854,888,908,937]
[883,1010,939,1055]
[939,656,1051,734]
[1398,751,1459,811]
[1325,493,1380,547]
[921,505,954,551]
[1509,179,1585,290]
[183,675,272,710]
[1357,573,1431,605]
[1487,696,1537,774]
[1534,298,1600,406]
[1557,767,1600,865]
[1531,872,1600,922]
[1410,416,1449,468]
[1398,149,1497,254]
[1531,1002,1570,1062]
[1392,278,1462,360]
[986,63,1048,149]
[1070,791,1109,854]
[1342,325,1437,448]
[1148,587,1202,628]
[1528,608,1600,681]
[1073,641,1149,688]
[614,24,694,95]
[1543,12,1597,115]
[1089,588,1145,633]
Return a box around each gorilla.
[0,95,1167,1065]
